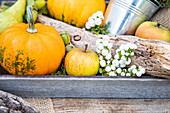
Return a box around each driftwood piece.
[38,15,170,79]
[0,90,39,113]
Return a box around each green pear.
[0,0,26,34]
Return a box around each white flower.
[116,49,121,53]
[119,60,125,65]
[107,60,111,64]
[128,68,132,72]
[125,52,129,56]
[124,44,130,51]
[120,45,125,50]
[99,55,103,60]
[95,11,104,19]
[98,43,104,50]
[92,13,97,19]
[105,66,111,72]
[96,48,101,53]
[116,68,122,74]
[102,35,110,41]
[132,68,137,74]
[132,44,137,49]
[82,28,86,30]
[126,73,131,76]
[125,58,131,65]
[121,56,126,62]
[121,50,125,56]
[114,54,119,60]
[100,60,106,67]
[121,72,125,76]
[96,39,103,46]
[102,49,109,56]
[136,71,142,77]
[106,53,112,60]
[88,17,94,21]
[140,68,146,74]
[123,69,127,72]
[88,19,95,27]
[120,64,126,68]
[95,18,102,25]
[103,40,109,46]
[112,59,119,67]
[108,43,112,49]
[109,72,117,76]
[85,22,91,29]
[111,65,116,70]
[130,65,136,69]
[131,52,134,56]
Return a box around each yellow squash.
[47,0,106,27]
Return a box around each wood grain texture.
[0,76,169,98]
[38,15,170,79]
[52,98,170,113]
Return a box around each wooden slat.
[0,75,169,98]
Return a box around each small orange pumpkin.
[0,6,65,75]
[47,0,106,27]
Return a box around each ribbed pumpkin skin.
[0,23,65,75]
[47,0,106,27]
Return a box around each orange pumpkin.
[0,7,65,75]
[47,0,106,27]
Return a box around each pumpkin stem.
[84,44,88,53]
[26,6,37,33]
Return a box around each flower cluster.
[85,11,109,35]
[96,36,145,77]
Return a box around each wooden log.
[37,15,170,79]
[0,90,39,113]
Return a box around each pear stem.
[26,6,37,33]
[84,44,88,53]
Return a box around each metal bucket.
[104,0,162,35]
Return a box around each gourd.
[47,0,106,27]
[0,6,65,75]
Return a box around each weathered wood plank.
[0,75,169,98]
[52,98,170,113]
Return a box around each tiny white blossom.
[88,19,95,27]
[85,22,91,29]
[108,43,112,49]
[128,68,132,72]
[132,68,137,74]
[98,43,104,50]
[120,64,126,68]
[132,44,137,49]
[124,44,130,51]
[82,28,86,30]
[140,68,146,74]
[130,65,136,69]
[96,48,101,53]
[131,52,134,56]
[121,50,125,56]
[111,65,116,70]
[114,54,120,60]
[92,13,97,19]
[116,68,122,74]
[112,59,119,67]
[106,54,112,60]
[120,45,125,50]
[96,39,103,45]
[121,72,125,76]
[95,11,104,19]
[102,49,109,56]
[125,52,129,56]
[95,18,102,25]
[107,60,111,64]
[123,69,127,72]
[100,60,106,67]
[109,72,117,76]
[105,66,111,72]
[116,49,121,53]
[103,40,109,46]
[125,58,131,65]
[88,17,94,21]
[136,71,142,77]
[126,73,131,76]
[99,55,103,60]
[121,56,126,62]
[119,60,125,65]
